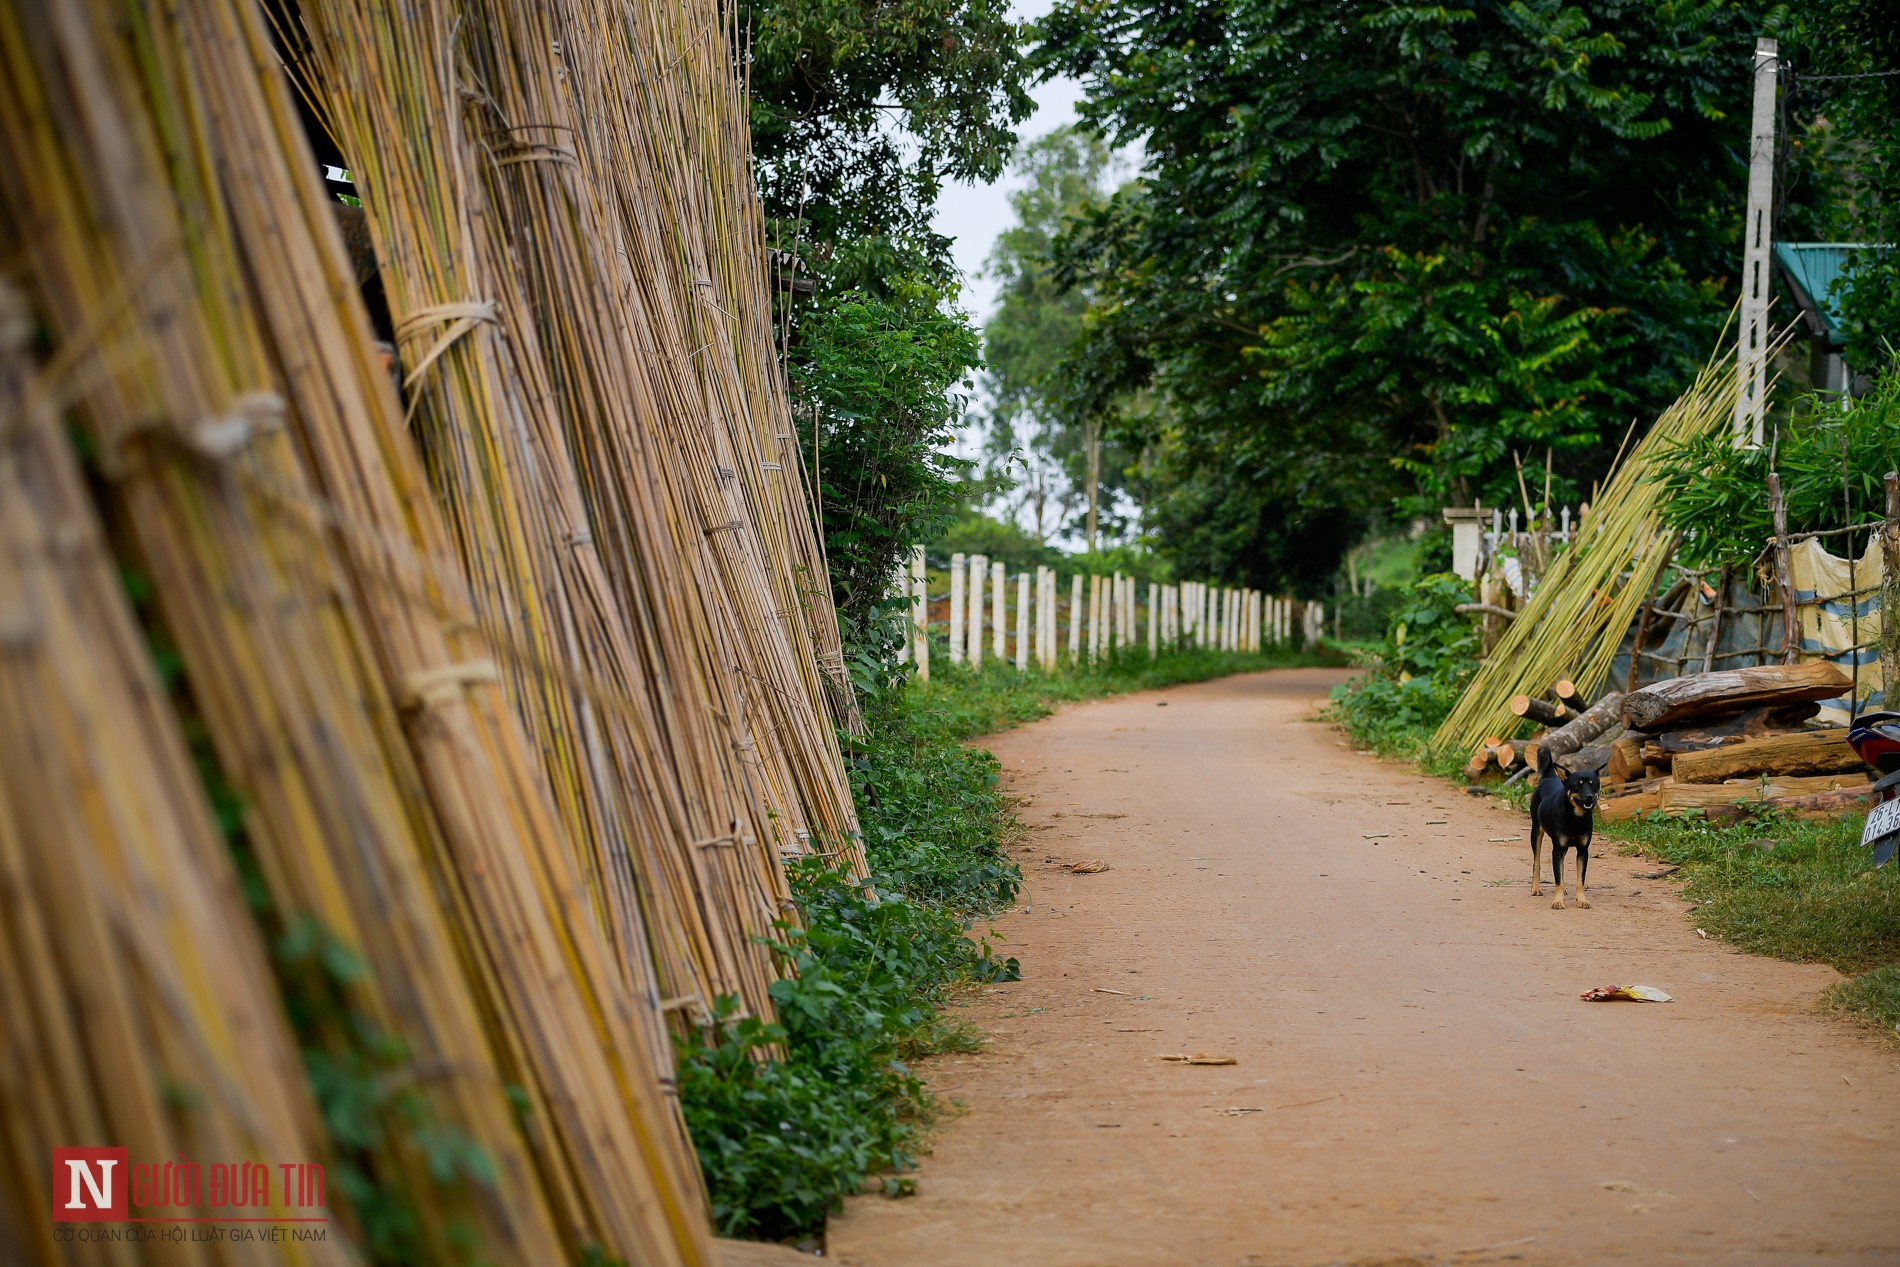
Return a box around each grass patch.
[1596,809,1900,1040]
[681,642,1336,1239]
[1823,963,1900,1042]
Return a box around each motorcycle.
[1845,709,1900,868]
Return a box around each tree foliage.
[1036,0,1787,592]
[1783,0,1900,370]
[981,126,1132,544]
[1648,372,1900,570]
[736,0,1033,647]
[790,278,982,642]
[742,0,1033,250]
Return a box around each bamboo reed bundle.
[1433,333,1786,758]
[0,287,351,1267]
[0,1,716,1261]
[535,0,862,844]
[291,0,774,1044]
[0,5,578,1259]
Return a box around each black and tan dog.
[1529,747,1600,909]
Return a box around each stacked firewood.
[1592,663,1867,821]
[1471,663,1871,821]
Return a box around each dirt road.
[828,669,1900,1266]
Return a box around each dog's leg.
[1529,821,1543,897]
[1576,840,1591,909]
[1550,842,1568,909]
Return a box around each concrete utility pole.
[1735,36,1779,448]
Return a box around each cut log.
[1510,694,1572,727]
[1765,786,1874,819]
[1646,703,1822,754]
[1606,733,1646,785]
[1598,771,1869,822]
[1536,691,1625,764]
[1671,728,1863,784]
[1622,662,1852,731]
[1560,742,1617,775]
[1552,679,1587,712]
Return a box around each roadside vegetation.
[681,639,1333,1239]
[1595,811,1900,1040]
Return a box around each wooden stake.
[1770,471,1798,663]
[968,553,986,668]
[949,551,965,663]
[992,559,1006,662]
[1016,571,1030,671]
[1883,472,1900,706]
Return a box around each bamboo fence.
[0,0,864,1260]
[901,552,1302,669]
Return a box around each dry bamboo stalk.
[0,3,593,1257]
[0,287,351,1267]
[1436,329,1791,756]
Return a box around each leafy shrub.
[677,862,1014,1239]
[793,276,982,634]
[1646,373,1900,570]
[1329,572,1478,754]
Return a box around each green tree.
[741,0,1035,256]
[735,0,1034,660]
[1782,0,1900,370]
[789,277,982,646]
[981,126,1126,547]
[1037,0,1788,592]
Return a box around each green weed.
[1600,809,1900,1040]
[1823,963,1900,1043]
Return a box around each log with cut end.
[1509,694,1572,727]
[1606,733,1647,785]
[1535,691,1625,764]
[1671,728,1864,784]
[1598,771,1870,822]
[1464,741,1521,781]
[1621,662,1852,732]
[1552,679,1587,712]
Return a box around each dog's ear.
[1536,745,1555,779]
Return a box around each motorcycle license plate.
[1861,797,1900,847]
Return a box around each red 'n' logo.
[51,1148,128,1222]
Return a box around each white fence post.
[949,552,965,664]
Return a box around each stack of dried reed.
[0,284,351,1267]
[0,0,721,1261]
[292,0,867,1042]
[1433,328,1791,758]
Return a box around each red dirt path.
[828,668,1900,1266]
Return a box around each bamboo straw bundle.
[1433,333,1784,758]
[0,287,351,1267]
[0,1,715,1261]
[289,0,752,1044]
[0,5,576,1259]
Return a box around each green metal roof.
[1774,242,1878,349]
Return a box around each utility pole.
[1734,36,1779,448]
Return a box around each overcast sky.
[930,13,1087,328]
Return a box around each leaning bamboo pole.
[0,4,584,1259]
[0,286,351,1267]
[0,0,727,1260]
[1434,330,1788,758]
